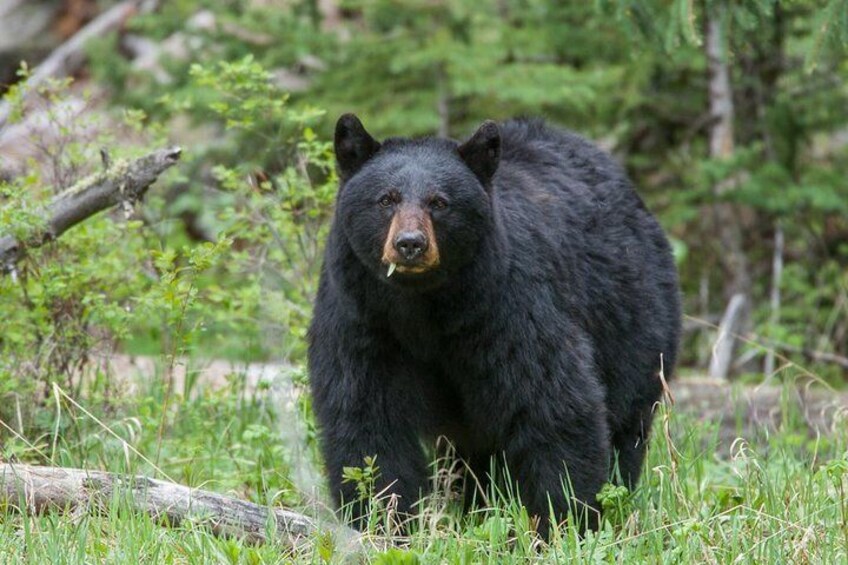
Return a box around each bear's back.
[492,119,680,416]
[495,119,632,210]
[490,119,650,263]
[492,119,671,266]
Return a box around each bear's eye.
[431,197,448,210]
[378,194,393,208]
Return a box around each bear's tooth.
[387,263,397,277]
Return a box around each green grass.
[1,372,846,564]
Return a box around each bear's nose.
[394,231,428,261]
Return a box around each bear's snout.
[381,207,441,274]
[395,231,429,261]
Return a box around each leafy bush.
[0,55,334,429]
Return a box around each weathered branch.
[0,463,357,548]
[686,314,848,374]
[771,342,848,372]
[0,0,144,128]
[0,146,182,274]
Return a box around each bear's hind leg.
[460,452,493,511]
[610,404,656,490]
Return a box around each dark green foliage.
[310,1,640,136]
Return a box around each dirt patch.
[95,356,848,455]
[670,376,848,453]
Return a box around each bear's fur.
[307,114,681,534]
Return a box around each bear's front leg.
[309,333,429,528]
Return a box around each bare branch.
[771,342,848,372]
[0,146,182,273]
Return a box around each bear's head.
[334,113,501,289]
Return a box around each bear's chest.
[378,296,506,451]
[384,301,444,363]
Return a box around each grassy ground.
[0,369,846,564]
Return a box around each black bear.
[307,114,681,535]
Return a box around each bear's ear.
[458,120,501,187]
[334,113,381,181]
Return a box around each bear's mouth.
[384,261,438,277]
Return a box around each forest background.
[0,1,847,562]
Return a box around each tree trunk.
[764,222,784,376]
[706,2,751,378]
[435,64,450,137]
[707,9,735,161]
[755,5,786,378]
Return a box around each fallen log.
[671,376,848,454]
[0,146,182,275]
[0,463,356,548]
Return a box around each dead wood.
[708,293,748,380]
[771,343,848,372]
[0,463,357,548]
[0,146,182,274]
[671,377,848,454]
